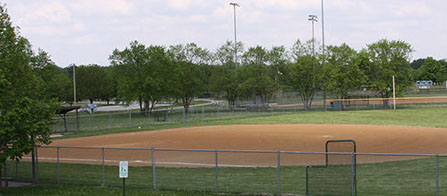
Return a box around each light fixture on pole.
[308,15,318,89]
[308,15,318,56]
[230,2,239,67]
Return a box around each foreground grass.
[0,184,225,196]
[4,156,447,195]
[56,106,447,140]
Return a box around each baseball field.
[3,106,447,195]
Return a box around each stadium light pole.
[230,2,241,107]
[309,15,318,89]
[321,0,325,56]
[230,2,239,68]
[321,0,327,111]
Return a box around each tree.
[284,39,323,111]
[75,64,111,104]
[210,64,239,109]
[417,57,447,83]
[110,41,172,115]
[239,46,276,109]
[359,39,414,108]
[168,43,208,112]
[267,46,289,102]
[33,60,72,102]
[210,41,243,110]
[0,4,56,184]
[325,43,365,110]
[101,66,117,104]
[410,58,425,70]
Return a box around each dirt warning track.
[40,124,447,167]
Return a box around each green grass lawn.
[56,106,447,140]
[3,156,447,195]
[0,184,225,196]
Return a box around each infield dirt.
[40,124,447,166]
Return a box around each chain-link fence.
[52,97,447,133]
[3,146,447,195]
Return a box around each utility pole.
[72,64,76,105]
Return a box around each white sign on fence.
[119,161,128,178]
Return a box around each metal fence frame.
[4,146,445,196]
[52,97,447,133]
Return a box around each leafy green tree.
[239,46,276,108]
[417,57,447,83]
[210,41,243,109]
[410,58,425,70]
[0,4,56,184]
[34,61,72,102]
[267,46,289,102]
[284,39,323,111]
[101,66,117,104]
[359,39,414,108]
[325,43,365,110]
[168,43,208,112]
[75,64,110,104]
[210,64,239,109]
[110,41,172,114]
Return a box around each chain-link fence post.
[202,107,204,122]
[76,109,80,132]
[351,153,355,196]
[129,111,132,128]
[57,147,60,184]
[183,108,186,123]
[215,150,218,193]
[102,148,105,187]
[88,114,91,131]
[109,114,112,128]
[152,148,156,190]
[165,109,168,123]
[277,151,281,196]
[436,155,439,196]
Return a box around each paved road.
[94,99,222,112]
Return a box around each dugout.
[57,106,81,132]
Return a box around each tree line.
[36,39,447,113]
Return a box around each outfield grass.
[56,106,447,140]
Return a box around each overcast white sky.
[3,0,446,67]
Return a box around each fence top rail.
[39,146,447,157]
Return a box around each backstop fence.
[53,96,447,133]
[3,146,447,195]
